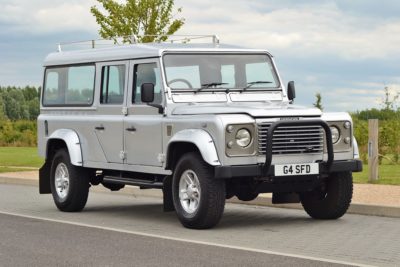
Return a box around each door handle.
[95,126,105,131]
[126,126,136,132]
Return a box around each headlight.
[235,128,251,147]
[330,126,340,144]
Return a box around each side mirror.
[287,81,296,103]
[141,83,155,103]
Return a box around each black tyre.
[236,190,259,201]
[172,152,226,229]
[50,148,89,212]
[300,172,353,219]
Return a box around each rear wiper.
[242,81,273,91]
[199,82,228,91]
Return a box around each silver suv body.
[38,39,362,229]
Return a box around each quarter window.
[100,65,126,104]
[43,65,95,106]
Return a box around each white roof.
[43,43,272,66]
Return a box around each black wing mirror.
[287,81,296,103]
[141,83,155,103]
[140,83,164,114]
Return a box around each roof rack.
[57,34,220,52]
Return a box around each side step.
[102,176,163,189]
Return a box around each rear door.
[93,61,128,163]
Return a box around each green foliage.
[91,0,185,43]
[0,120,37,146]
[313,92,323,111]
[0,86,40,121]
[352,110,400,164]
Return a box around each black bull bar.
[262,119,333,175]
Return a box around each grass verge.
[353,164,400,185]
[0,147,43,168]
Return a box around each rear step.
[103,176,163,189]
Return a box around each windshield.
[163,54,280,91]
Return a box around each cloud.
[0,0,399,111]
[0,0,98,34]
[176,0,400,60]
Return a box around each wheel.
[168,78,193,89]
[300,172,353,219]
[50,148,89,212]
[172,152,226,229]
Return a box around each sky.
[0,0,399,111]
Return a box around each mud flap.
[39,160,52,194]
[162,176,175,212]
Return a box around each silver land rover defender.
[38,35,362,229]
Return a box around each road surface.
[0,184,399,266]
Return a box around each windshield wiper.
[242,81,273,91]
[199,82,228,91]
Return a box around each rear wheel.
[300,172,353,219]
[172,152,226,229]
[50,149,89,212]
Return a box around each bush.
[0,120,37,147]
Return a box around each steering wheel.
[168,78,193,89]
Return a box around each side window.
[43,71,60,104]
[43,65,95,106]
[100,65,126,104]
[134,63,162,104]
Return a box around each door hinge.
[119,151,126,160]
[158,153,166,163]
[122,107,128,116]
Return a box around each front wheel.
[50,148,90,212]
[300,172,353,219]
[172,152,226,229]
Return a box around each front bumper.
[214,159,363,179]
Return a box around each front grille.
[258,122,324,155]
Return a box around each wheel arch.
[45,129,83,166]
[39,129,82,194]
[166,129,220,171]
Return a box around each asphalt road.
[0,184,399,266]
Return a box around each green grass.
[353,164,400,185]
[0,147,43,168]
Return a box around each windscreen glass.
[163,54,279,91]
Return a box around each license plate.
[275,163,319,176]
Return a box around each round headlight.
[330,126,340,144]
[235,129,252,147]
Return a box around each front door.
[93,61,128,163]
[124,59,163,166]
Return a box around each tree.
[313,92,323,111]
[91,0,185,43]
[381,86,399,111]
